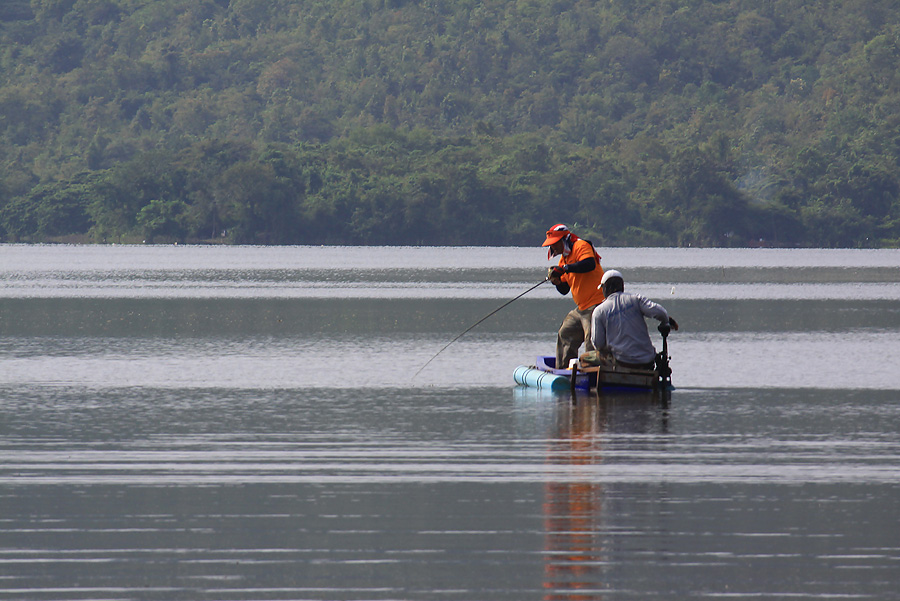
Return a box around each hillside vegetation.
[1,0,899,246]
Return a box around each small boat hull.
[533,356,595,390]
[515,356,668,393]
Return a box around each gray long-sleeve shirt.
[590,291,669,364]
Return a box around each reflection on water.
[1,384,898,600]
[1,245,899,600]
[543,400,608,601]
[540,392,673,600]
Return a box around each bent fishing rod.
[412,277,549,379]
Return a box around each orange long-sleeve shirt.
[557,239,605,311]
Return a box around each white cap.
[600,269,623,285]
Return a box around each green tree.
[0,175,94,241]
[137,198,189,243]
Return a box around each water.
[0,244,898,600]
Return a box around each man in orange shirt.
[542,224,606,370]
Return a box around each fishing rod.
[412,277,550,379]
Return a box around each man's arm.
[563,256,596,273]
[590,305,607,351]
[547,266,571,295]
[638,295,670,323]
[547,253,596,294]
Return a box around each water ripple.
[3,437,898,486]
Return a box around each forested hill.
[1,0,899,247]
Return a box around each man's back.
[591,291,668,364]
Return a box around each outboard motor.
[655,322,672,387]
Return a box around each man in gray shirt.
[590,270,679,369]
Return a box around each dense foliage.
[1,0,899,246]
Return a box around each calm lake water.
[1,244,898,600]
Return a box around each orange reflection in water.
[543,398,607,601]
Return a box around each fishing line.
[412,278,549,379]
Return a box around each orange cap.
[542,223,569,246]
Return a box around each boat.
[514,355,670,392]
[514,324,674,395]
